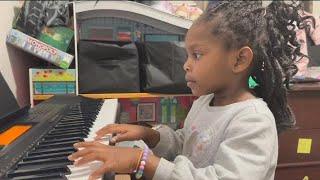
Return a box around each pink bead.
[140,160,146,166]
[139,165,145,170]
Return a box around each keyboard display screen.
[0,125,32,146]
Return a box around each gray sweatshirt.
[151,94,278,180]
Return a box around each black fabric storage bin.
[78,40,140,93]
[140,42,191,93]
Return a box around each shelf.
[32,82,320,101]
[33,93,192,100]
[6,29,74,69]
[80,93,193,99]
[31,1,194,102]
[75,1,192,34]
[33,94,55,100]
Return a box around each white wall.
[0,1,19,96]
[313,1,320,17]
[0,1,39,107]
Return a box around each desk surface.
[289,82,320,92]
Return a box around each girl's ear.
[232,46,253,73]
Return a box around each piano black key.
[60,117,94,123]
[52,124,90,130]
[11,172,67,180]
[24,151,74,161]
[16,161,72,172]
[59,119,93,124]
[64,113,96,118]
[48,126,90,133]
[37,140,80,149]
[50,127,90,134]
[56,120,91,125]
[29,146,75,156]
[48,129,87,135]
[59,118,92,123]
[18,156,71,167]
[40,136,83,144]
[55,121,92,127]
[8,166,70,178]
[42,131,87,140]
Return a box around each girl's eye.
[193,52,202,60]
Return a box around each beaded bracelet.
[134,146,151,179]
[134,149,144,172]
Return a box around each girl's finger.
[74,141,105,148]
[96,124,120,135]
[95,124,126,139]
[68,148,91,160]
[74,153,96,166]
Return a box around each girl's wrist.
[131,147,161,180]
[129,148,144,173]
[134,146,152,179]
[143,128,160,148]
[142,154,160,179]
[133,149,144,172]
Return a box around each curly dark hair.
[196,0,315,133]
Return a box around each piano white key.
[86,99,118,140]
[66,99,118,180]
[66,161,103,180]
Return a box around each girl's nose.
[183,59,191,72]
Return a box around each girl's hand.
[68,141,142,180]
[95,124,160,148]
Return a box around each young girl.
[68,1,313,179]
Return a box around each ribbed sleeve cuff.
[151,126,172,157]
[152,158,174,180]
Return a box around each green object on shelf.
[170,98,177,123]
[160,98,169,124]
[38,26,74,52]
[60,61,70,69]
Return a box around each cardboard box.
[30,69,76,95]
[7,29,74,69]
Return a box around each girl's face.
[184,22,236,97]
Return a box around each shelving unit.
[74,0,192,97]
[27,1,194,104]
[75,1,193,31]
[10,2,78,106]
